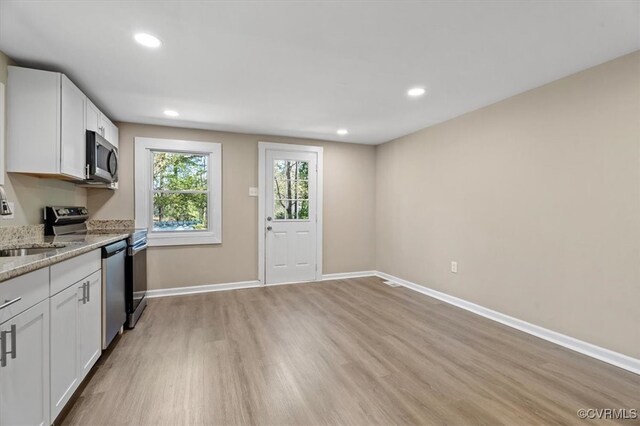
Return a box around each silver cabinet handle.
[86,281,90,302]
[1,324,16,367]
[0,328,4,367]
[266,216,272,222]
[266,226,273,231]
[0,297,21,310]
[10,324,16,360]
[79,282,87,304]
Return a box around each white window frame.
[135,137,222,247]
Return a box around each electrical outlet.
[249,187,258,197]
[2,202,15,220]
[451,261,458,273]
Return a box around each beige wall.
[376,51,640,359]
[0,50,86,227]
[88,123,376,289]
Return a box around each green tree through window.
[152,151,208,231]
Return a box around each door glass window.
[273,160,309,220]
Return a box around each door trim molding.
[258,142,324,285]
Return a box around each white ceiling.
[1,1,638,145]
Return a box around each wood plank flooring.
[61,277,640,425]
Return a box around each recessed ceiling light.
[134,33,162,48]
[336,129,349,136]
[163,110,179,117]
[407,87,426,97]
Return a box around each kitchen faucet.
[0,186,12,216]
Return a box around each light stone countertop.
[0,233,131,283]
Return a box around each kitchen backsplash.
[0,224,44,243]
[86,219,135,230]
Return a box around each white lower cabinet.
[50,268,102,422]
[0,250,103,425]
[78,271,102,379]
[0,300,50,426]
[50,283,80,420]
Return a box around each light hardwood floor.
[61,277,640,425]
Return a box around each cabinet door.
[0,300,50,426]
[78,270,102,380]
[99,114,111,142]
[109,121,119,148]
[50,283,80,421]
[86,99,100,133]
[60,75,86,179]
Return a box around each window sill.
[147,232,221,247]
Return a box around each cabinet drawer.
[50,249,101,296]
[0,268,49,324]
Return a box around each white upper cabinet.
[60,75,86,179]
[87,99,118,148]
[7,66,118,181]
[7,67,65,177]
[99,114,119,148]
[86,99,101,134]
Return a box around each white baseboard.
[146,280,261,298]
[375,271,640,376]
[147,271,376,298]
[322,271,376,280]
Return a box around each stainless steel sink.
[0,245,65,257]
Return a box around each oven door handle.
[129,243,148,255]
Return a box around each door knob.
[266,216,272,221]
[267,226,272,231]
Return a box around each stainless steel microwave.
[86,130,118,183]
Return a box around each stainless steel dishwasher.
[102,240,127,349]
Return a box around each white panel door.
[0,300,50,426]
[265,150,318,284]
[78,270,102,380]
[50,283,80,421]
[60,75,86,179]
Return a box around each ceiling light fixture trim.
[407,87,426,97]
[134,32,162,48]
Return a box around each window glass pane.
[273,160,289,181]
[273,177,289,200]
[273,160,309,181]
[153,152,208,191]
[274,201,287,220]
[296,180,309,200]
[273,179,309,200]
[273,199,309,220]
[153,193,208,231]
[297,161,308,180]
[295,200,309,220]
